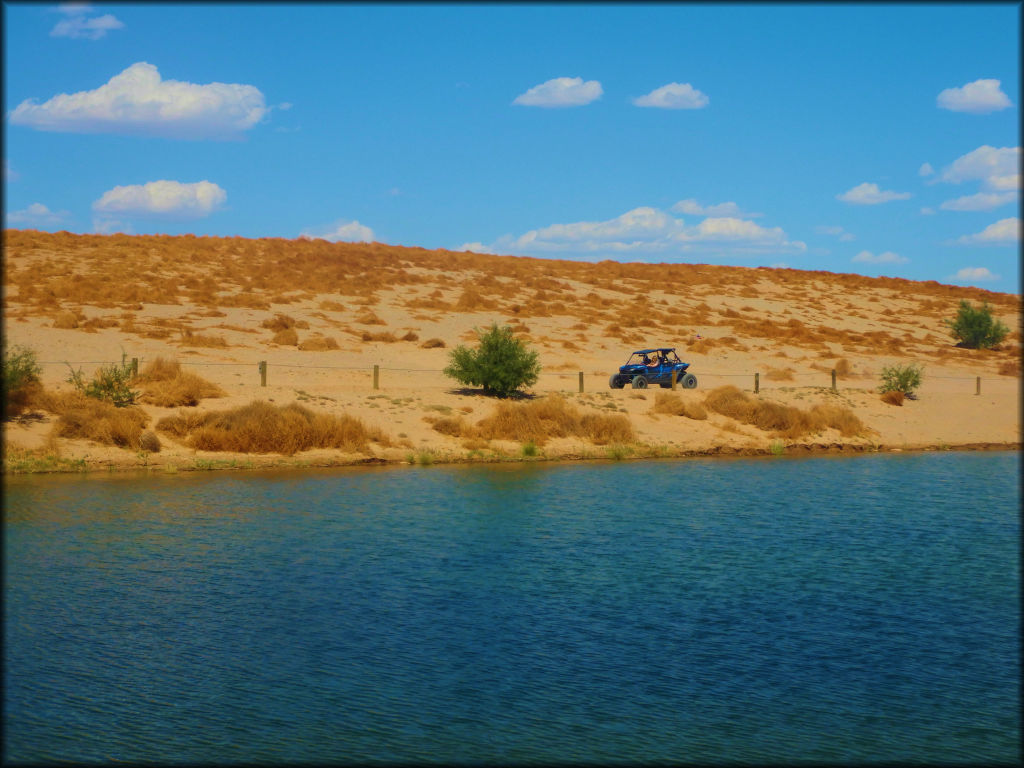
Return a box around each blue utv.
[609,348,697,390]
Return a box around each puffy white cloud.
[633,82,709,109]
[301,220,375,243]
[937,79,1012,114]
[815,224,855,241]
[953,217,1021,245]
[919,162,934,177]
[512,77,602,108]
[6,202,69,226]
[836,182,911,205]
[939,145,1021,191]
[92,217,132,235]
[50,4,124,40]
[672,199,761,218]
[939,191,1018,211]
[686,217,789,243]
[9,62,267,139]
[93,180,226,217]
[950,267,1000,282]
[490,206,804,257]
[852,250,908,264]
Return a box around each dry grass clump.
[765,366,795,381]
[652,392,708,420]
[421,338,446,349]
[135,357,226,407]
[400,330,419,342]
[356,310,386,325]
[997,360,1020,377]
[319,300,346,312]
[881,390,905,406]
[178,329,228,348]
[53,310,79,329]
[156,401,389,455]
[703,385,864,439]
[298,335,340,351]
[261,313,309,332]
[472,395,634,446]
[361,331,398,343]
[49,392,149,449]
[139,430,161,453]
[272,328,299,346]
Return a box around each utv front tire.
[681,373,697,389]
[631,375,649,389]
[609,374,625,389]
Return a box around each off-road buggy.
[609,348,697,390]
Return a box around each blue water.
[4,452,1020,764]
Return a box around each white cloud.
[672,199,761,218]
[459,242,496,254]
[93,180,226,217]
[512,77,602,108]
[953,217,1021,245]
[815,224,855,241]
[950,267,1000,282]
[919,162,934,177]
[852,250,908,264]
[836,182,911,205]
[4,161,19,182]
[301,220,375,243]
[920,207,936,215]
[939,191,1018,211]
[9,62,267,139]
[51,5,124,40]
[937,79,1012,114]
[633,82,709,109]
[92,217,132,235]
[489,206,804,257]
[939,145,1021,191]
[6,202,69,226]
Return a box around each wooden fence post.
[373,364,380,390]
[131,357,138,377]
[831,369,837,393]
[258,361,267,387]
[754,372,759,394]
[578,371,584,393]
[671,370,678,390]
[976,376,981,396]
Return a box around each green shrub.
[944,300,1009,349]
[3,345,42,419]
[443,323,540,398]
[879,363,923,398]
[67,352,138,407]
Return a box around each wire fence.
[36,356,1011,396]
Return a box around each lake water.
[4,452,1020,764]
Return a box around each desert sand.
[2,229,1020,474]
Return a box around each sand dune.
[3,229,1019,472]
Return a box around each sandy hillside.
[2,229,1020,473]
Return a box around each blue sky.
[3,2,1021,293]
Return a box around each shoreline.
[5,439,1019,478]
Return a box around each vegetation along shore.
[3,230,1019,475]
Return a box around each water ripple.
[4,453,1020,763]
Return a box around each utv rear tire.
[681,373,697,389]
[631,375,649,389]
[609,374,625,389]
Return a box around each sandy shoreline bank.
[3,231,1020,475]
